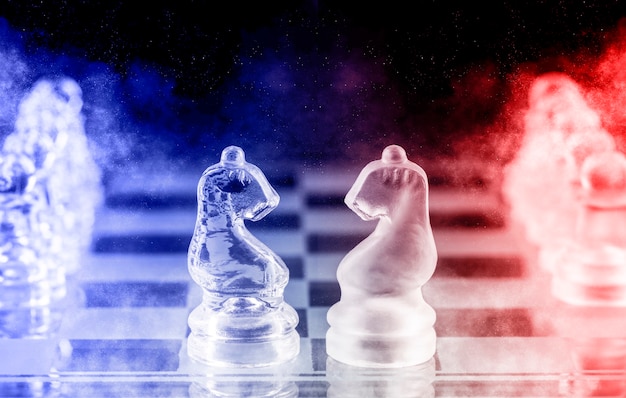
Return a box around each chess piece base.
[326,326,436,368]
[187,297,300,367]
[552,277,626,306]
[187,330,300,368]
[551,245,626,306]
[0,282,51,308]
[326,292,437,368]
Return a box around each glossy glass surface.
[1,157,625,397]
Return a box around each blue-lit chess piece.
[0,77,102,337]
[187,145,299,367]
[5,78,103,277]
[0,152,59,337]
[326,144,438,367]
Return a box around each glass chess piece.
[0,78,101,338]
[0,151,60,337]
[535,129,618,274]
[4,78,104,277]
[501,73,616,275]
[187,145,300,367]
[326,144,438,367]
[550,150,626,305]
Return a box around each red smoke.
[498,19,626,251]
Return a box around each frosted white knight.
[326,144,438,367]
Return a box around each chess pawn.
[535,129,617,273]
[326,145,438,367]
[187,146,299,367]
[551,150,626,305]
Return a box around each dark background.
[1,1,626,168]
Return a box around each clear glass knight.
[187,145,300,367]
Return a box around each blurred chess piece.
[0,151,73,395]
[187,145,299,367]
[535,129,617,276]
[326,356,436,398]
[4,78,104,278]
[326,144,438,367]
[501,73,616,274]
[524,149,626,396]
[0,77,101,336]
[0,151,60,337]
[550,150,626,305]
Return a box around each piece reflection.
[180,344,298,398]
[566,338,626,396]
[326,356,435,397]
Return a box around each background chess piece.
[550,150,626,305]
[187,145,300,367]
[326,144,438,367]
[0,152,58,337]
[501,73,617,274]
[4,78,104,278]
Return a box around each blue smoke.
[0,17,195,174]
[0,13,430,172]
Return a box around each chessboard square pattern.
[2,157,599,395]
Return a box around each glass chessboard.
[1,156,625,398]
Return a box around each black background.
[2,1,626,164]
[3,1,622,98]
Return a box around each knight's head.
[345,145,429,221]
[200,146,279,221]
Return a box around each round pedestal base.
[552,277,626,306]
[326,327,436,368]
[187,297,300,367]
[188,329,300,368]
[551,247,626,306]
